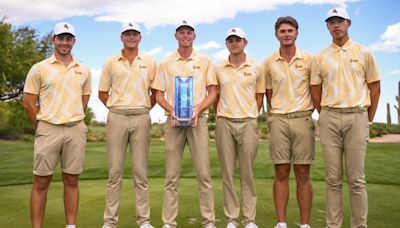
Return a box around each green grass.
[0,139,400,227]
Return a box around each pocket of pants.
[251,119,259,136]
[81,121,89,135]
[318,110,325,128]
[305,117,315,130]
[35,121,49,137]
[267,116,274,129]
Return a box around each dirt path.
[369,134,400,143]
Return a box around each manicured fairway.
[0,140,399,227]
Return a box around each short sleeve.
[263,58,272,90]
[151,62,166,91]
[310,56,323,85]
[82,65,92,95]
[255,63,266,93]
[23,64,41,95]
[205,57,218,86]
[364,49,380,83]
[98,60,111,92]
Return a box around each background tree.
[0,18,53,138]
[84,107,95,125]
[0,18,53,99]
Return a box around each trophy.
[174,76,193,126]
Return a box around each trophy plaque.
[174,76,193,126]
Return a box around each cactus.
[387,103,392,125]
[396,81,400,124]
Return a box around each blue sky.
[1,0,399,123]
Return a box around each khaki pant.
[103,112,151,227]
[319,107,369,228]
[33,120,88,176]
[162,116,215,227]
[215,117,258,226]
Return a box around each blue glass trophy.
[174,76,193,126]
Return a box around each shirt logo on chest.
[193,65,201,69]
[295,64,303,69]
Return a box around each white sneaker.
[227,222,237,228]
[245,222,258,228]
[102,226,111,228]
[274,223,287,228]
[140,224,154,228]
[205,224,216,228]
[299,225,311,228]
[162,225,172,228]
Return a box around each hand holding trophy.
[174,76,193,127]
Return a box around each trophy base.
[177,118,191,127]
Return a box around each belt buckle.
[64,121,78,127]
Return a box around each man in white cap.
[98,21,156,228]
[23,22,91,228]
[311,7,380,228]
[214,27,264,228]
[152,20,217,228]
[262,16,314,228]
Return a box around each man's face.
[326,17,351,40]
[53,34,75,55]
[275,23,298,47]
[175,27,196,48]
[225,36,247,55]
[121,30,141,49]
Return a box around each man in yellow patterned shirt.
[310,7,380,228]
[23,22,91,228]
[263,16,314,228]
[152,20,217,228]
[215,27,264,228]
[98,22,156,228]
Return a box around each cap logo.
[128,23,133,27]
[231,28,236,32]
[182,20,187,24]
[64,24,69,29]
[332,8,338,14]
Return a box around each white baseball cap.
[175,20,195,31]
[225,27,246,40]
[121,22,141,34]
[53,22,75,36]
[325,7,350,22]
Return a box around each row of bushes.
[85,121,270,142]
[86,121,400,142]
[2,116,399,141]
[369,123,400,138]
